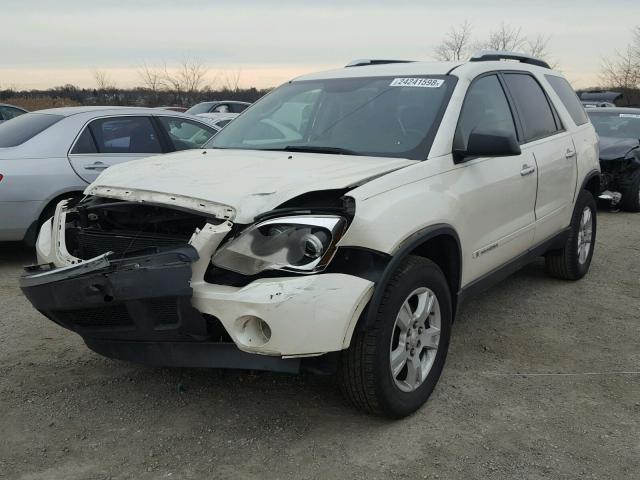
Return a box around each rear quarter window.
[0,113,64,148]
[545,75,589,126]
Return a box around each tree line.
[2,25,639,111]
[0,59,269,111]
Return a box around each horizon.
[2,0,639,91]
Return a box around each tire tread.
[339,256,439,415]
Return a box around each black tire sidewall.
[372,258,452,418]
[570,190,597,277]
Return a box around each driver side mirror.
[453,129,521,163]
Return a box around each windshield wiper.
[279,145,360,156]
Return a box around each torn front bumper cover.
[19,246,302,373]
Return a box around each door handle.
[520,164,535,176]
[85,161,108,171]
[565,149,577,159]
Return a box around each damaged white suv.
[21,51,600,417]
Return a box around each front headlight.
[212,215,347,275]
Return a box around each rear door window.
[0,106,26,121]
[545,75,589,126]
[88,116,162,154]
[70,128,98,154]
[503,73,560,142]
[157,117,217,150]
[0,113,64,148]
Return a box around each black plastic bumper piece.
[19,245,302,374]
[85,339,301,373]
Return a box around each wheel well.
[583,173,601,197]
[23,191,84,246]
[408,234,461,308]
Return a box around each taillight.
[0,174,3,182]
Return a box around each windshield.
[186,102,215,115]
[206,75,455,160]
[588,111,640,139]
[0,113,64,148]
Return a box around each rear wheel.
[339,256,452,418]
[545,189,597,280]
[620,170,640,212]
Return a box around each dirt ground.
[1,211,638,480]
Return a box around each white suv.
[21,51,600,418]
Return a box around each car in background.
[0,103,28,124]
[587,107,640,211]
[186,100,251,115]
[580,91,622,108]
[155,106,188,112]
[0,106,218,243]
[195,112,238,131]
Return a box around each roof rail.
[469,50,550,69]
[345,59,415,68]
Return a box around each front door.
[453,74,537,282]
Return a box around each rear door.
[453,74,537,280]
[502,73,578,244]
[68,116,164,183]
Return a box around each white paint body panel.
[86,149,416,223]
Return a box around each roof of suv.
[295,59,560,83]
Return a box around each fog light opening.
[235,316,272,347]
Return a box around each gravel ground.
[1,211,638,480]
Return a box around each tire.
[545,189,597,280]
[338,256,452,418]
[620,170,640,212]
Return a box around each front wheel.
[338,256,452,418]
[545,189,597,280]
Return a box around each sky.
[1,0,638,90]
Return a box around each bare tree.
[159,57,210,103]
[221,69,242,92]
[138,62,164,92]
[434,21,473,61]
[92,69,116,90]
[600,46,640,89]
[484,22,526,52]
[176,57,209,94]
[524,34,559,68]
[526,34,550,58]
[600,26,640,89]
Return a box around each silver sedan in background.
[0,106,219,243]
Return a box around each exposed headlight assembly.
[212,215,347,275]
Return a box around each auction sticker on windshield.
[390,78,444,88]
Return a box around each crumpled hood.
[86,148,416,223]
[598,136,640,161]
